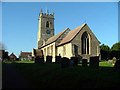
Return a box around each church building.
[33,10,101,62]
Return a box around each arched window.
[46,21,49,28]
[81,32,89,54]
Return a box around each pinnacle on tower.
[52,12,54,16]
[40,9,43,14]
[46,8,49,14]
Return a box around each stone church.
[33,10,100,62]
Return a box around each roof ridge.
[41,28,70,47]
[47,27,70,41]
[58,23,86,46]
[70,23,86,41]
[55,28,70,41]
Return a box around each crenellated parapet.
[38,9,54,19]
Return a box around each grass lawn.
[2,60,34,63]
[99,61,113,67]
[3,60,114,67]
[15,60,34,63]
[3,60,114,68]
[4,61,119,88]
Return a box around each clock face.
[46,29,51,34]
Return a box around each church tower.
[37,9,54,49]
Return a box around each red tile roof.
[9,53,17,58]
[19,52,32,58]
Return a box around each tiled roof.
[41,28,70,47]
[45,32,63,45]
[58,23,86,46]
[9,53,17,58]
[19,52,32,58]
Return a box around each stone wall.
[57,43,72,59]
[71,24,100,60]
[41,42,56,62]
[38,12,54,48]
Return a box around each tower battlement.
[39,9,54,19]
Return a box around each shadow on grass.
[2,63,120,88]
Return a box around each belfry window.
[81,32,89,54]
[46,21,49,28]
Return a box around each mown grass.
[3,60,113,67]
[99,61,113,67]
[10,62,120,88]
[15,60,34,63]
[2,60,34,64]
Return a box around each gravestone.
[55,56,61,63]
[61,57,69,68]
[114,60,120,72]
[89,56,99,68]
[71,57,78,66]
[34,56,44,63]
[46,56,52,63]
[78,55,82,64]
[69,59,74,68]
[82,59,88,67]
[112,57,117,66]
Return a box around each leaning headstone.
[46,56,52,63]
[61,57,69,68]
[89,56,99,68]
[55,56,61,63]
[82,59,88,67]
[114,60,120,72]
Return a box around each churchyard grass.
[9,61,119,88]
[2,60,34,63]
[15,60,34,63]
[99,61,113,67]
[2,60,119,88]
[3,59,113,67]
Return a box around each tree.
[100,44,110,51]
[111,42,120,51]
[100,44,110,60]
[100,42,120,60]
[110,42,120,59]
